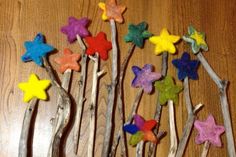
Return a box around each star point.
[123,114,157,146]
[98,0,126,23]
[18,74,51,103]
[194,114,225,147]
[54,48,81,73]
[149,28,180,55]
[183,26,208,54]
[124,21,152,48]
[61,17,90,43]
[85,32,112,61]
[131,64,162,93]
[172,52,200,80]
[155,75,182,105]
[21,33,54,66]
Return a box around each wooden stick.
[125,88,143,125]
[74,35,88,154]
[197,52,236,157]
[18,99,38,157]
[176,78,203,157]
[102,19,118,157]
[148,52,168,157]
[136,141,144,157]
[88,53,105,157]
[43,57,71,157]
[168,100,178,157]
[201,141,210,157]
[109,43,136,157]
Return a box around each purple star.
[132,64,161,93]
[194,114,225,147]
[61,17,90,43]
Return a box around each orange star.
[54,48,81,73]
[98,0,126,23]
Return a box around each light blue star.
[21,33,55,66]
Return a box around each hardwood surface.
[0,0,236,156]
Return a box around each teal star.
[21,33,55,66]
[124,22,152,48]
[155,75,182,105]
[183,26,208,54]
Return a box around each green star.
[155,75,182,105]
[183,26,208,54]
[124,21,152,48]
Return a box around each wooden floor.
[0,0,236,156]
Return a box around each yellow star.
[190,31,207,46]
[149,28,180,55]
[18,74,51,103]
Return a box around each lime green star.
[149,28,180,55]
[155,75,182,105]
[18,74,51,103]
[183,26,208,54]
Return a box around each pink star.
[194,114,225,147]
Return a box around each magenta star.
[61,17,90,43]
[132,64,161,93]
[194,114,225,147]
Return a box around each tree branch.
[176,77,203,157]
[74,35,88,154]
[148,52,168,157]
[18,99,38,157]
[201,141,210,157]
[88,53,104,157]
[102,19,118,157]
[197,52,236,157]
[168,100,178,157]
[110,43,135,157]
[43,57,71,157]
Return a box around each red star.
[85,32,112,60]
[54,48,81,73]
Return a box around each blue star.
[131,64,161,93]
[21,33,55,66]
[172,52,199,80]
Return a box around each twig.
[125,88,143,125]
[197,52,236,157]
[110,43,135,157]
[148,52,168,157]
[18,99,38,157]
[74,35,88,154]
[176,77,203,157]
[168,100,178,157]
[136,141,144,157]
[88,53,105,157]
[43,57,71,157]
[201,141,210,157]
[102,19,118,157]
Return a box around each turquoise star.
[21,33,55,66]
[124,22,152,48]
[155,75,182,105]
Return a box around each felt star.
[85,32,112,61]
[98,0,126,23]
[61,17,90,43]
[131,64,162,93]
[149,28,180,55]
[21,33,55,66]
[54,48,81,73]
[18,74,51,103]
[155,75,182,105]
[183,26,208,54]
[124,21,152,48]
[123,114,157,146]
[194,114,225,147]
[172,52,200,80]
